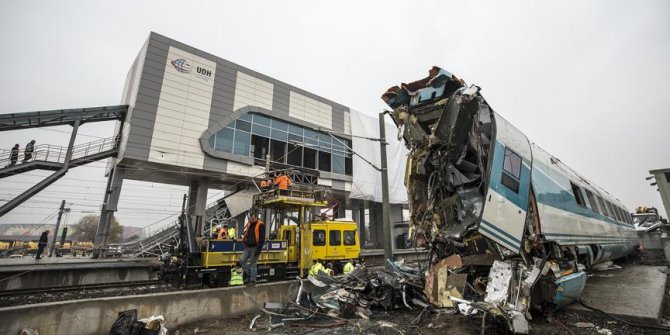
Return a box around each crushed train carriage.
[381,66,638,333]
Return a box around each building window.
[303,147,316,169]
[319,151,331,172]
[332,154,345,175]
[270,139,286,163]
[215,127,234,153]
[344,230,356,246]
[207,112,353,175]
[233,130,250,156]
[287,143,303,166]
[313,230,326,246]
[570,182,586,207]
[251,135,269,159]
[329,230,341,246]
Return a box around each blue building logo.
[171,58,191,73]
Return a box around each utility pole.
[379,112,393,262]
[49,200,68,257]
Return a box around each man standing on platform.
[240,213,265,284]
[36,230,49,260]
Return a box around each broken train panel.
[382,66,638,332]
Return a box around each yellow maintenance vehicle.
[161,186,360,287]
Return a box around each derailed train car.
[381,67,638,333]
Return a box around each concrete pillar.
[93,166,125,258]
[353,200,368,249]
[650,169,670,220]
[369,202,383,249]
[187,179,209,237]
[390,204,405,250]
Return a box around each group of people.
[309,259,356,277]
[7,140,36,166]
[214,223,237,239]
[259,173,293,192]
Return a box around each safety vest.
[228,227,236,239]
[309,262,325,276]
[229,268,243,286]
[260,180,268,188]
[343,262,354,275]
[242,220,264,246]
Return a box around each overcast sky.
[0,0,668,229]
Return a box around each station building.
[108,32,409,249]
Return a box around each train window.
[313,230,326,246]
[344,231,356,246]
[597,196,609,217]
[615,207,625,222]
[503,148,521,179]
[570,182,586,207]
[605,201,615,219]
[329,230,341,246]
[584,189,600,214]
[501,148,521,193]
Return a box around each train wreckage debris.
[247,67,640,334]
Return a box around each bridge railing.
[0,136,119,167]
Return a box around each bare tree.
[72,215,123,243]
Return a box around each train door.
[479,114,533,253]
[283,227,297,262]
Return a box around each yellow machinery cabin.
[199,188,360,278]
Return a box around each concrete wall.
[639,231,664,250]
[0,266,158,291]
[0,280,301,335]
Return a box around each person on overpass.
[226,223,236,239]
[35,230,49,260]
[23,140,35,162]
[8,144,19,166]
[240,213,265,284]
[229,262,244,286]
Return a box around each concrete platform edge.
[0,280,301,335]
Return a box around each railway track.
[0,280,162,297]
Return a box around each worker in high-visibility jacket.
[226,223,236,239]
[274,174,293,191]
[343,260,355,275]
[217,225,228,239]
[260,179,270,191]
[229,262,244,286]
[309,260,326,277]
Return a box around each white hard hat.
[216,225,222,229]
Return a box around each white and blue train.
[382,67,638,332]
